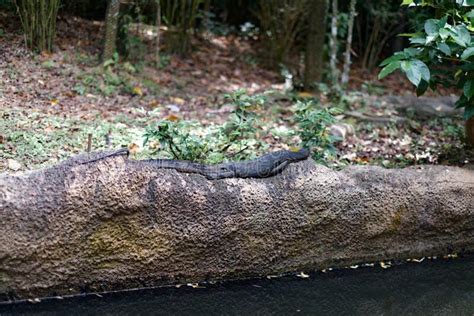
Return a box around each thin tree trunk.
[329,0,338,82]
[202,0,210,32]
[341,0,356,86]
[304,0,329,91]
[156,0,161,67]
[14,0,60,52]
[102,0,120,62]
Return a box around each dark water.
[2,256,474,316]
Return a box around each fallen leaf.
[128,143,140,154]
[166,114,180,122]
[132,86,143,96]
[44,123,55,133]
[64,91,76,98]
[27,298,41,304]
[50,98,59,106]
[148,140,160,150]
[149,100,160,108]
[296,272,309,278]
[8,159,22,171]
[170,97,185,105]
[40,51,52,58]
[380,261,391,269]
[297,91,315,98]
[187,283,205,288]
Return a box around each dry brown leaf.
[170,97,185,105]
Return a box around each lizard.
[78,148,310,180]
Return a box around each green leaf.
[464,80,474,99]
[424,19,439,35]
[465,103,474,120]
[410,36,427,44]
[413,59,431,82]
[438,16,448,28]
[450,25,471,47]
[378,61,401,79]
[401,59,430,87]
[439,28,450,40]
[465,10,474,26]
[437,42,452,55]
[461,46,474,59]
[465,10,474,22]
[401,60,421,86]
[416,80,429,96]
[460,0,474,6]
[404,47,422,57]
[379,53,406,66]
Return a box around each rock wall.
[0,154,473,300]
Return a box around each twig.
[87,133,92,152]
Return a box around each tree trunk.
[304,0,329,90]
[202,0,211,32]
[466,117,474,146]
[102,0,121,62]
[328,0,338,82]
[1,153,473,300]
[14,0,60,53]
[155,0,161,67]
[340,0,356,87]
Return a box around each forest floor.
[0,15,471,173]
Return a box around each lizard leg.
[267,161,289,177]
[205,170,235,180]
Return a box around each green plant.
[14,0,60,52]
[76,53,145,97]
[356,1,408,71]
[255,0,310,68]
[143,90,342,164]
[143,120,210,161]
[222,90,265,142]
[162,0,203,55]
[0,107,154,172]
[117,5,147,62]
[379,0,474,120]
[143,90,268,163]
[378,0,474,144]
[293,100,341,162]
[41,60,55,69]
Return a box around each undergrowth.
[143,89,340,164]
[1,89,340,172]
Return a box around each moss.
[87,216,167,263]
[390,207,406,232]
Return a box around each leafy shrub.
[76,53,144,97]
[143,90,267,163]
[292,100,341,162]
[255,0,310,68]
[162,0,203,55]
[378,0,474,120]
[144,90,340,164]
[15,0,60,52]
[117,7,147,62]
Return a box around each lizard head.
[288,148,310,161]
